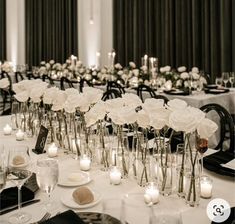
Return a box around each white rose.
[45,63,50,70]
[85,110,97,127]
[114,63,122,69]
[178,66,187,72]
[40,61,46,65]
[83,87,103,105]
[133,69,139,76]
[192,72,200,80]
[64,101,76,113]
[191,67,199,73]
[164,80,172,90]
[14,90,29,102]
[84,73,92,80]
[65,88,79,96]
[197,118,218,139]
[143,98,164,113]
[106,98,125,113]
[122,93,142,108]
[150,108,171,130]
[129,62,136,68]
[49,60,55,64]
[137,109,150,128]
[0,78,10,89]
[76,61,83,67]
[101,68,107,73]
[118,70,123,75]
[199,76,207,84]
[160,67,166,73]
[43,87,59,104]
[29,83,48,103]
[51,90,67,111]
[176,79,182,87]
[180,72,189,80]
[167,99,187,111]
[164,66,171,72]
[141,65,148,72]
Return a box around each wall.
[6,0,113,68]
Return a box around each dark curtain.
[25,0,78,67]
[113,0,235,80]
[0,0,6,61]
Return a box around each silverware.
[0,199,41,215]
[31,212,51,224]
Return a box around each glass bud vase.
[184,150,200,207]
[156,143,173,196]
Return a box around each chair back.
[79,79,93,92]
[42,74,54,85]
[102,89,122,101]
[107,81,125,94]
[15,72,24,83]
[60,77,74,90]
[200,103,234,153]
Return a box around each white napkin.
[221,159,235,170]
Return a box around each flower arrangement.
[0,61,14,73]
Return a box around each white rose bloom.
[83,87,103,105]
[184,81,189,87]
[176,79,182,87]
[165,66,171,72]
[137,109,150,128]
[106,98,125,113]
[76,61,83,67]
[88,100,107,121]
[167,99,187,111]
[64,101,76,113]
[192,72,200,80]
[197,118,218,139]
[160,67,166,73]
[0,78,10,89]
[121,74,128,81]
[191,67,199,73]
[40,61,46,65]
[84,73,92,80]
[43,87,59,105]
[122,93,142,108]
[199,76,207,84]
[49,60,55,64]
[118,70,123,75]
[178,66,187,72]
[65,88,79,96]
[150,108,171,130]
[129,62,136,68]
[14,90,29,102]
[29,83,48,103]
[66,59,71,64]
[101,68,107,73]
[143,98,164,113]
[141,65,148,71]
[115,63,122,69]
[180,72,189,80]
[45,63,50,70]
[51,90,67,111]
[85,110,97,127]
[164,80,172,90]
[133,69,139,76]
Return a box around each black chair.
[79,79,93,93]
[42,74,54,86]
[107,81,125,94]
[102,89,122,101]
[0,72,14,115]
[137,84,168,104]
[60,77,74,90]
[15,72,24,83]
[200,103,234,153]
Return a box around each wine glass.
[195,133,208,177]
[0,144,9,194]
[8,169,32,224]
[229,72,234,87]
[222,72,229,88]
[215,77,222,87]
[36,158,59,211]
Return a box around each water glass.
[229,72,234,87]
[215,77,222,87]
[222,72,229,87]
[36,158,59,211]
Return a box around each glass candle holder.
[200,176,213,199]
[3,124,12,135]
[144,182,159,205]
[80,154,91,171]
[109,166,121,185]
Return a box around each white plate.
[61,189,102,209]
[58,172,91,187]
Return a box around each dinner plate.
[58,172,91,187]
[204,88,229,94]
[61,189,101,209]
[164,89,189,95]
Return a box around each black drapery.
[0,0,6,61]
[113,0,235,80]
[25,0,78,67]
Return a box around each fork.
[32,212,51,224]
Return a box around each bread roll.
[72,186,94,205]
[12,155,25,166]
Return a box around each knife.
[0,199,40,215]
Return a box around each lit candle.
[71,55,77,67]
[16,129,24,141]
[144,182,159,204]
[144,54,148,66]
[108,52,112,67]
[200,176,212,198]
[3,124,12,135]
[80,155,91,171]
[110,166,121,185]
[96,52,101,68]
[48,142,58,158]
[111,52,116,67]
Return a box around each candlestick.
[109,166,121,185]
[48,142,58,158]
[200,176,212,198]
[111,52,116,67]
[3,124,12,135]
[80,155,91,171]
[16,129,24,141]
[144,182,159,204]
[96,52,101,68]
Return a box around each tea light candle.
[16,129,24,141]
[48,142,58,157]
[110,166,121,185]
[200,176,212,198]
[3,124,12,135]
[144,182,159,204]
[80,155,91,171]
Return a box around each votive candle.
[110,166,121,185]
[48,142,58,158]
[3,124,12,135]
[16,129,24,141]
[144,182,159,204]
[80,155,91,171]
[200,176,212,198]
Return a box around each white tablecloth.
[0,116,234,224]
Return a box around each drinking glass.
[222,72,229,87]
[215,77,222,87]
[0,144,9,193]
[36,158,59,210]
[8,169,32,224]
[229,72,234,87]
[11,101,21,130]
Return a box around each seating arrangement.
[107,81,125,94]
[79,79,93,92]
[102,88,122,101]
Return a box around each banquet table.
[0,116,235,224]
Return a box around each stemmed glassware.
[229,72,234,87]
[36,158,59,211]
[7,145,32,224]
[222,72,229,88]
[215,76,223,87]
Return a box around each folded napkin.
[203,150,235,177]
[0,186,34,210]
[41,210,85,224]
